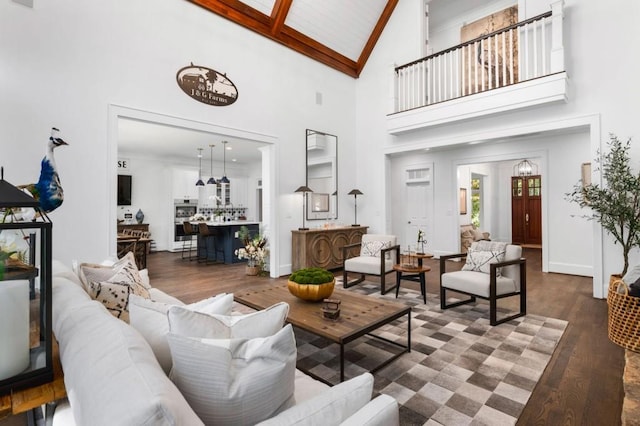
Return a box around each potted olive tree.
[566,134,640,277]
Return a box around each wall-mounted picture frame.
[459,188,467,215]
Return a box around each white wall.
[0,0,356,275]
[3,0,640,288]
[357,0,640,297]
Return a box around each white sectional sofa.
[49,260,399,425]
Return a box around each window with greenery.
[471,177,481,228]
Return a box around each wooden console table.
[292,226,368,271]
[117,223,149,233]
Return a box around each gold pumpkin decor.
[287,267,335,302]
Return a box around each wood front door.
[511,175,542,245]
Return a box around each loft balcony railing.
[391,1,565,114]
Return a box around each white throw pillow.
[167,301,289,339]
[256,372,374,425]
[129,293,234,374]
[167,324,297,425]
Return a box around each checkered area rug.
[290,282,567,426]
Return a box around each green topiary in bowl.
[288,267,335,302]
[289,267,334,284]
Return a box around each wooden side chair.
[439,241,526,326]
[342,234,400,295]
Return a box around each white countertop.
[190,220,260,226]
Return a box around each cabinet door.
[231,178,248,208]
[172,169,199,200]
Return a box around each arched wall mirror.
[306,129,337,220]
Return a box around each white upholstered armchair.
[342,234,400,295]
[439,241,526,326]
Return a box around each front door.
[511,175,542,245]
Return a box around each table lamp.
[295,185,313,230]
[348,189,363,226]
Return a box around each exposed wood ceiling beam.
[270,0,292,36]
[357,0,399,73]
[187,0,398,78]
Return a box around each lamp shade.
[348,189,363,196]
[295,185,313,193]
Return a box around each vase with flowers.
[235,226,268,275]
[417,229,427,254]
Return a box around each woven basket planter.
[608,275,640,352]
[246,266,260,276]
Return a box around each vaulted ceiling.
[188,0,399,78]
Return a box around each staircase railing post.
[390,63,398,114]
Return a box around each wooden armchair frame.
[439,252,527,326]
[342,242,401,295]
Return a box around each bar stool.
[181,221,198,261]
[197,222,217,264]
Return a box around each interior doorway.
[511,175,542,246]
[107,105,279,277]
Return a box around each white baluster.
[550,0,565,73]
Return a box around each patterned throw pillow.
[79,252,152,292]
[85,252,150,322]
[360,240,390,257]
[462,241,507,274]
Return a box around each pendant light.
[513,159,538,176]
[220,140,230,184]
[195,148,204,186]
[206,144,217,185]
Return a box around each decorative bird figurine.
[19,127,69,213]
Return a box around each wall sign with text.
[176,63,238,107]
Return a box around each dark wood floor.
[146,248,625,426]
[1,248,623,426]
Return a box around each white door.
[405,182,433,252]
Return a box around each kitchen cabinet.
[172,169,199,201]
[195,222,259,264]
[231,178,248,208]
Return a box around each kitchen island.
[192,221,260,264]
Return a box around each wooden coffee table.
[234,283,411,384]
